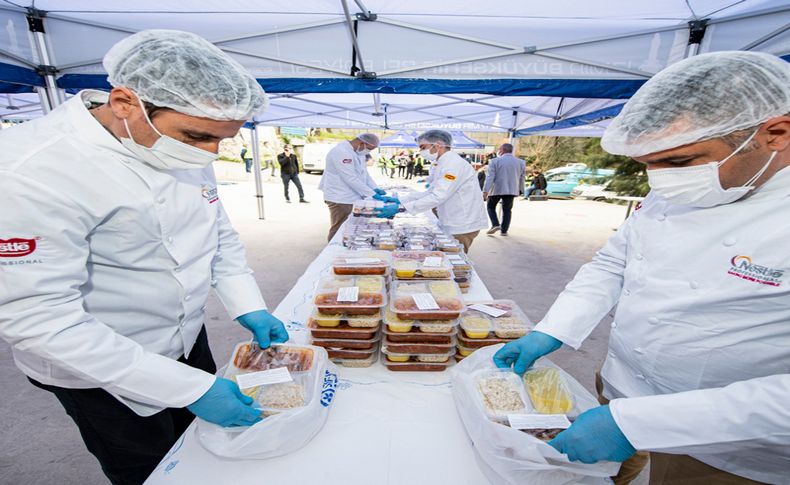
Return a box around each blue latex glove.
[374,194,400,204]
[493,331,562,374]
[237,310,289,349]
[548,405,637,463]
[373,188,386,196]
[373,203,400,219]
[187,377,263,427]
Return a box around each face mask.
[120,97,218,170]
[647,129,776,208]
[420,145,439,162]
[356,147,371,157]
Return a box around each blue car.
[544,166,615,197]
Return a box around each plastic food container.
[332,250,391,275]
[230,343,315,373]
[383,361,452,372]
[382,346,454,363]
[383,308,458,334]
[390,280,465,320]
[436,239,463,253]
[352,199,384,217]
[326,346,378,360]
[475,369,532,422]
[392,251,453,279]
[446,253,472,271]
[456,343,476,357]
[308,318,379,340]
[331,350,379,368]
[523,367,575,414]
[312,332,381,350]
[257,373,312,416]
[460,300,532,339]
[383,326,457,344]
[382,336,456,355]
[457,332,512,349]
[314,275,387,315]
[309,308,381,329]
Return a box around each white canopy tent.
[0,0,787,217]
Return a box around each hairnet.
[356,133,380,147]
[417,130,453,147]
[104,30,268,121]
[601,51,790,157]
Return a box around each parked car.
[570,178,617,200]
[301,143,335,174]
[544,165,615,197]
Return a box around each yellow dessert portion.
[314,315,342,327]
[524,367,574,414]
[357,276,383,292]
[394,260,418,278]
[387,354,410,362]
[462,316,491,339]
[385,309,414,332]
[457,346,473,357]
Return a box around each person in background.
[318,133,384,241]
[278,145,308,204]
[414,154,424,177]
[260,140,276,176]
[523,169,547,199]
[0,30,287,485]
[386,154,397,178]
[406,153,416,180]
[374,130,488,253]
[397,151,408,178]
[378,155,388,175]
[494,51,790,485]
[483,143,526,236]
[240,144,253,173]
[477,162,487,190]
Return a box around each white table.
[145,231,495,485]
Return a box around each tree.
[518,136,586,172]
[581,138,649,197]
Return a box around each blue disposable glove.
[373,203,401,219]
[548,405,636,463]
[187,377,263,427]
[493,331,562,374]
[373,188,386,196]
[237,310,289,349]
[374,194,400,204]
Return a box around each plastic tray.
[352,199,384,217]
[382,308,458,334]
[390,280,465,320]
[460,300,532,339]
[314,275,387,315]
[383,361,452,372]
[230,342,315,373]
[331,350,379,368]
[446,253,472,271]
[309,308,381,329]
[523,367,575,415]
[256,373,312,416]
[308,319,379,340]
[382,346,454,363]
[382,326,457,344]
[382,336,456,355]
[312,332,381,350]
[332,250,391,275]
[326,346,378,360]
[391,250,453,279]
[475,369,532,422]
[457,332,513,349]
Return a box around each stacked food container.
[383,250,465,371]
[456,300,533,361]
[308,251,392,368]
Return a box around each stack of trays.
[309,275,387,368]
[382,280,465,371]
[456,300,533,361]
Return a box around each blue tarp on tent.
[380,131,418,147]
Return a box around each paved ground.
[0,161,647,484]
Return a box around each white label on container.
[422,256,443,267]
[412,293,440,310]
[469,304,507,318]
[236,367,293,390]
[337,286,359,302]
[410,245,425,250]
[447,256,465,265]
[507,414,572,430]
[345,258,381,264]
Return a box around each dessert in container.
[392,250,453,279]
[523,367,575,414]
[382,347,454,363]
[459,300,532,339]
[382,308,458,335]
[307,318,379,340]
[309,308,381,329]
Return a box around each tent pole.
[250,123,266,220]
[27,8,62,110]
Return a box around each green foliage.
[581,138,649,197]
[218,155,242,163]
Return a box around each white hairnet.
[417,130,453,147]
[104,30,268,121]
[601,51,790,157]
[356,133,380,147]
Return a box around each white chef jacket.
[318,140,378,204]
[400,151,488,235]
[535,166,790,483]
[0,91,267,416]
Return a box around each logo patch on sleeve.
[444,173,457,181]
[201,185,219,204]
[342,158,353,164]
[0,238,37,257]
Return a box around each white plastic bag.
[197,343,338,460]
[450,344,620,485]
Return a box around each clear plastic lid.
[381,346,455,363]
[331,350,379,368]
[332,250,392,273]
[390,280,465,320]
[392,250,452,279]
[314,275,387,312]
[446,252,472,271]
[460,300,533,339]
[523,367,575,415]
[229,342,315,373]
[352,199,384,216]
[475,369,532,422]
[382,308,459,333]
[310,308,381,329]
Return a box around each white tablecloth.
[145,227,495,485]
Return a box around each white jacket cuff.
[213,273,267,320]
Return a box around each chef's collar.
[67,90,138,157]
[748,164,790,202]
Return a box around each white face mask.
[356,147,371,157]
[120,97,218,171]
[646,129,776,208]
[420,145,439,162]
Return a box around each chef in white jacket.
[494,51,790,485]
[0,30,288,484]
[375,130,488,253]
[318,133,384,241]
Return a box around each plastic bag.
[197,343,338,460]
[450,344,620,485]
